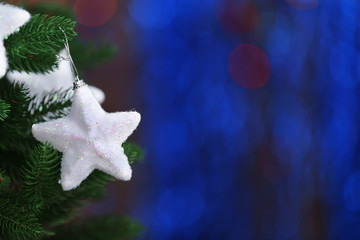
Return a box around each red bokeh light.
[217,3,260,34]
[228,44,270,89]
[285,0,318,10]
[74,0,117,27]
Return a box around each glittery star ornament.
[32,82,141,190]
[0,4,30,78]
[7,49,105,104]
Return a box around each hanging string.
[59,27,80,82]
[59,27,86,89]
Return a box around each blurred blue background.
[48,0,360,239]
[126,0,360,239]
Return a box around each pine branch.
[37,144,142,226]
[123,142,144,165]
[0,82,144,232]
[41,143,141,213]
[0,99,10,121]
[21,144,62,211]
[21,3,117,79]
[29,88,73,122]
[0,79,73,155]
[38,170,115,226]
[28,3,117,73]
[71,170,115,200]
[49,216,142,240]
[0,4,144,239]
[0,198,45,240]
[0,81,37,155]
[5,14,77,74]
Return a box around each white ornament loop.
[73,79,87,90]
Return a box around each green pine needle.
[0,81,37,155]
[0,79,72,155]
[5,14,77,74]
[38,169,116,226]
[0,198,45,240]
[123,142,144,165]
[0,99,10,121]
[28,3,117,73]
[0,4,144,239]
[21,144,62,210]
[29,88,73,123]
[37,142,143,226]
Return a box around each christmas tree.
[0,2,143,239]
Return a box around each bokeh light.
[73,0,117,27]
[228,44,271,88]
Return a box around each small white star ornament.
[7,49,105,104]
[0,4,30,78]
[32,80,141,190]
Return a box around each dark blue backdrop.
[126,0,360,239]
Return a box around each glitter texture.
[32,84,141,191]
[0,3,30,78]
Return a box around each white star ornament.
[32,83,141,191]
[0,4,30,78]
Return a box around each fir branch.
[0,81,144,230]
[29,88,73,123]
[71,170,115,200]
[21,144,62,211]
[0,4,145,240]
[49,216,142,240]
[40,143,141,222]
[27,3,116,74]
[123,142,144,165]
[38,170,115,226]
[0,198,45,240]
[0,79,72,155]
[0,81,37,155]
[0,99,10,121]
[37,142,143,226]
[5,14,77,74]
